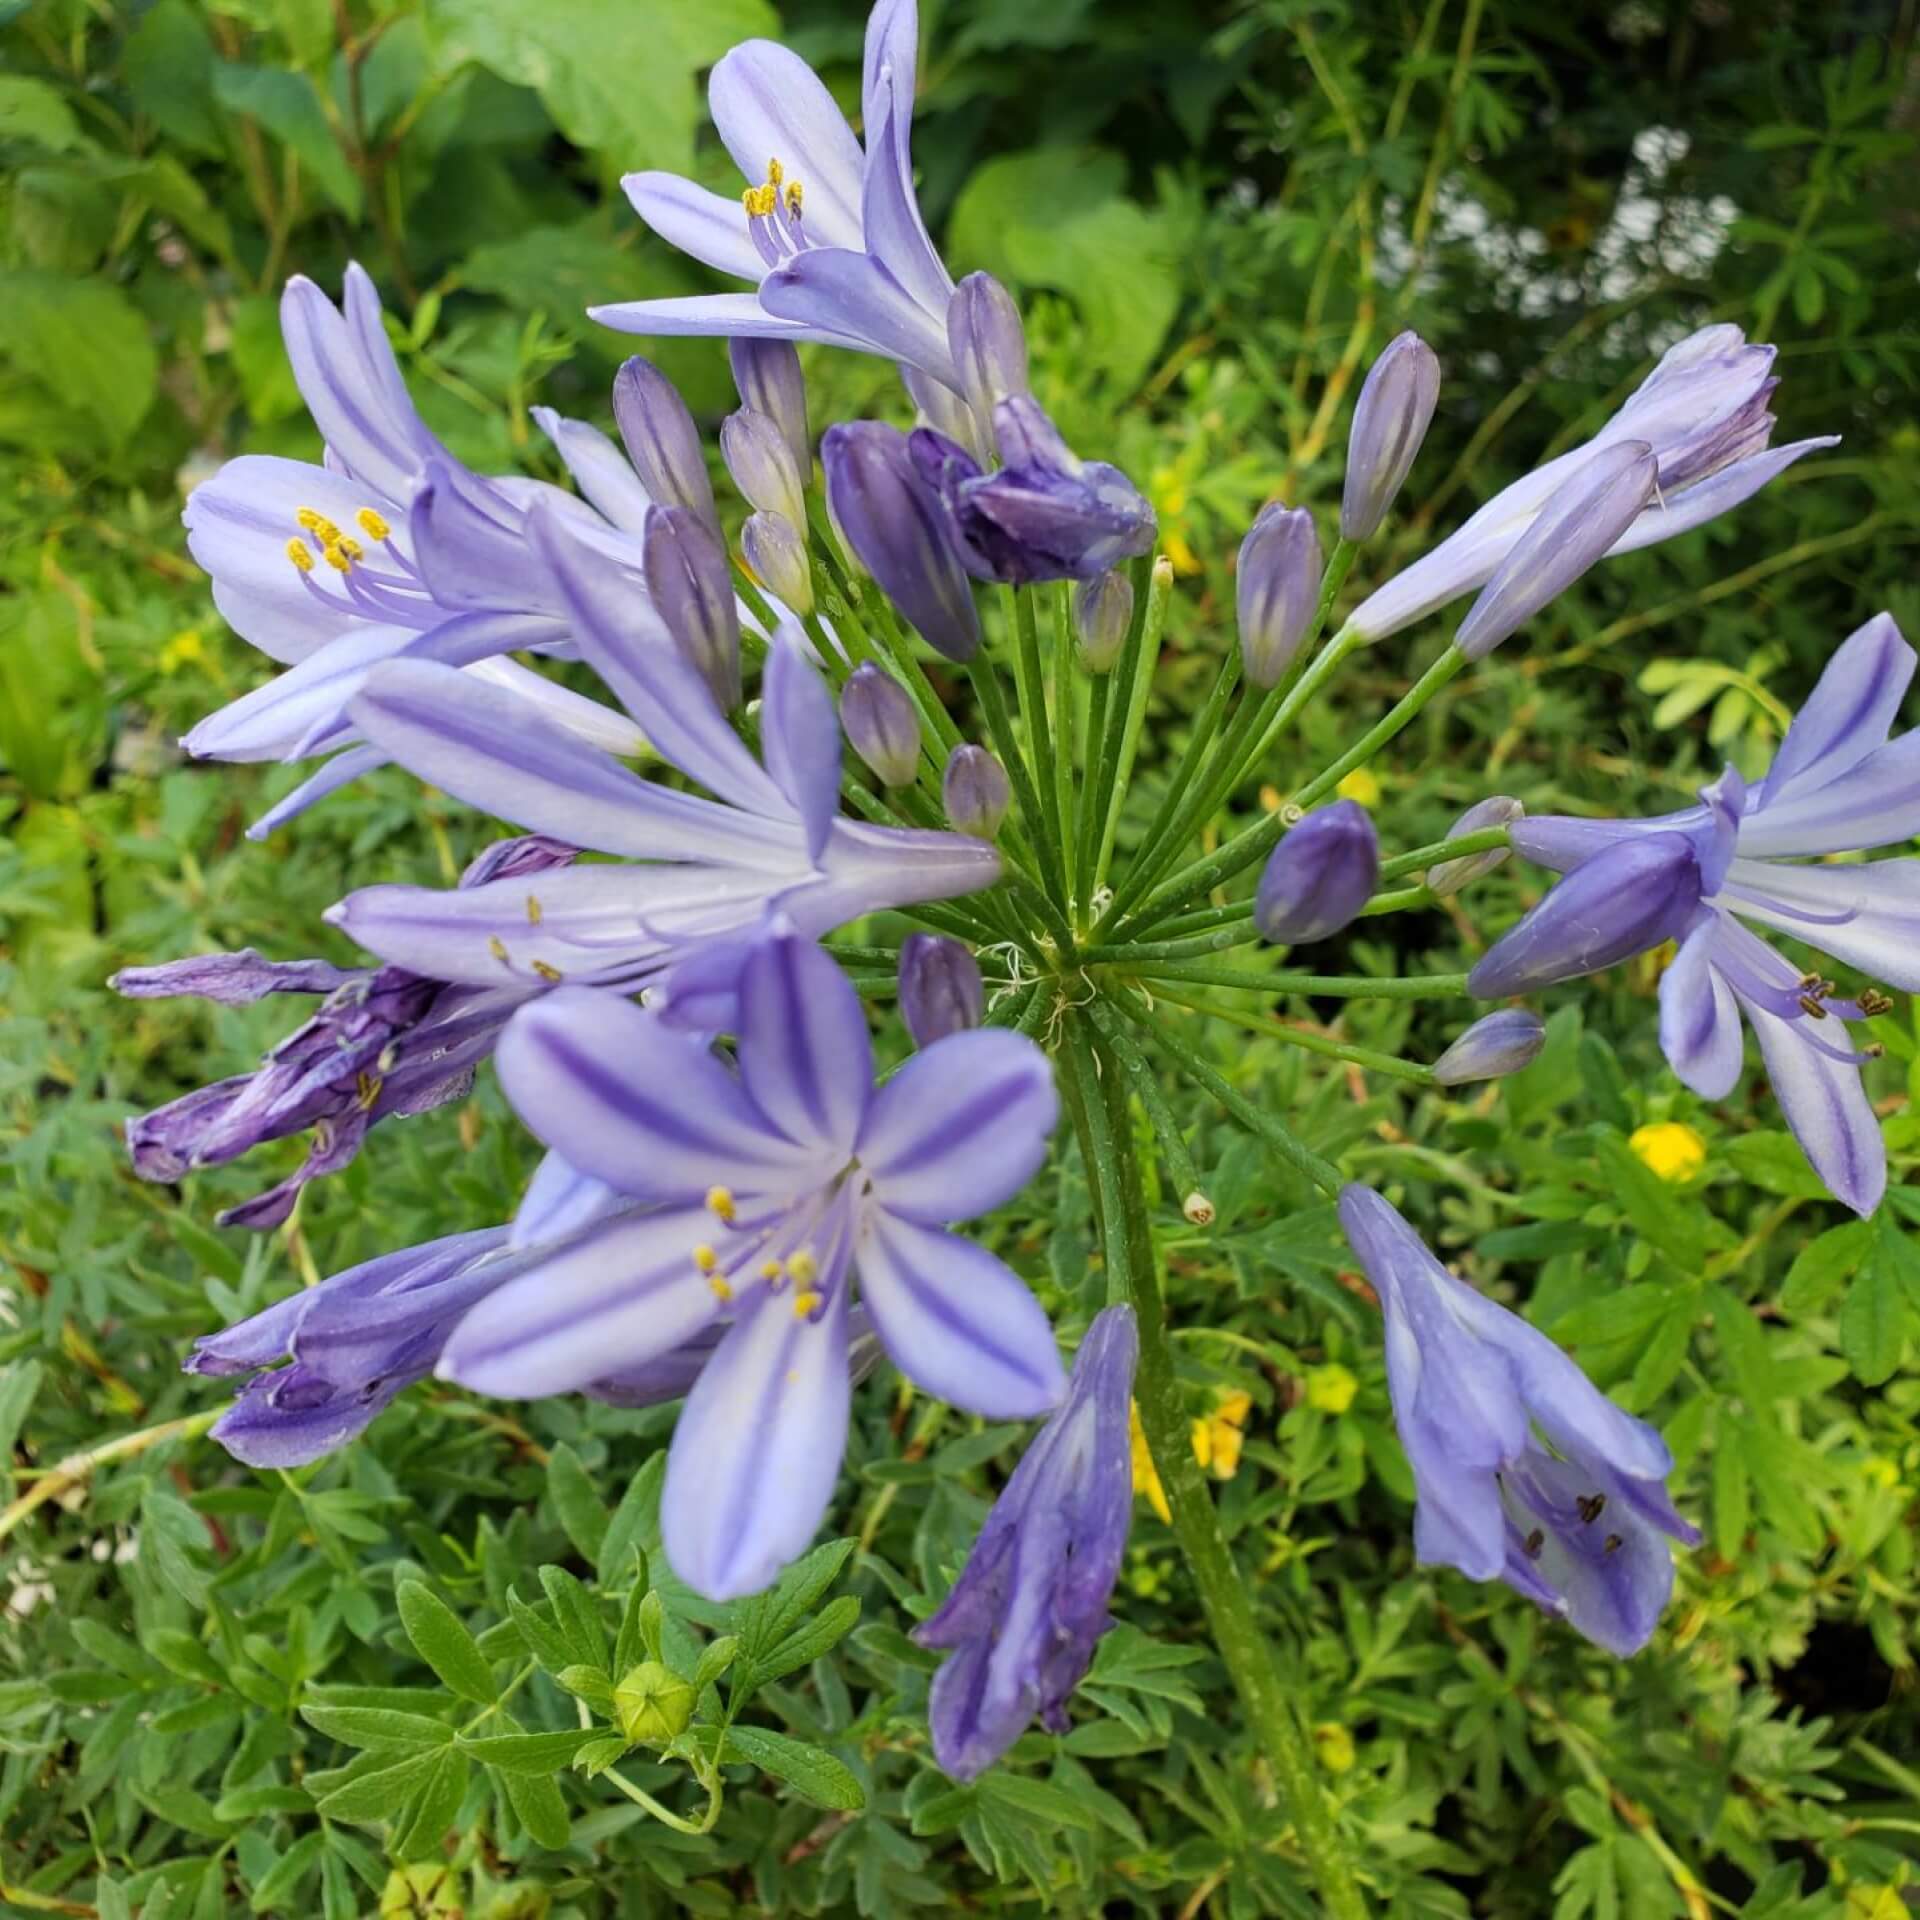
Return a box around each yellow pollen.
[759,1259,786,1281]
[356,507,391,541]
[787,1249,818,1286]
[322,542,352,574]
[356,1071,383,1111]
[296,507,324,532]
[742,183,779,217]
[692,1244,718,1273]
[530,959,563,983]
[766,157,783,186]
[785,180,803,215]
[792,1289,822,1319]
[488,936,510,965]
[336,534,364,562]
[705,1185,737,1223]
[709,1275,733,1301]
[297,511,344,546]
[286,538,315,572]
[526,895,543,925]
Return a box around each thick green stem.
[1062,1022,1367,1917]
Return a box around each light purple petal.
[759,629,842,861]
[1657,918,1745,1098]
[857,1211,1064,1417]
[530,407,654,535]
[512,1150,628,1250]
[183,624,417,762]
[111,949,354,1006]
[1731,730,1920,860]
[736,931,872,1159]
[857,99,952,349]
[859,1028,1058,1224]
[438,1205,718,1397]
[589,292,854,346]
[496,987,827,1201]
[1759,613,1913,806]
[466,657,647,759]
[662,1282,852,1600]
[247,745,389,839]
[1510,810,1700,875]
[621,171,766,282]
[1719,856,1920,993]
[1606,437,1839,557]
[792,817,1002,933]
[760,250,957,384]
[1737,993,1885,1216]
[707,41,865,249]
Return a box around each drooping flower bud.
[943,744,1011,839]
[612,357,718,534]
[898,934,984,1047]
[721,407,808,530]
[1341,332,1441,540]
[614,1660,697,1745]
[1073,569,1135,673]
[1236,504,1323,688]
[1455,442,1657,661]
[1431,1008,1547,1085]
[1254,799,1379,945]
[947,272,1030,434]
[728,337,809,477]
[821,422,982,661]
[839,663,921,787]
[643,506,740,710]
[1427,795,1523,897]
[741,511,813,615]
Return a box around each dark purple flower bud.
[1237,504,1323,687]
[915,1305,1136,1780]
[840,663,921,787]
[1427,796,1522,898]
[822,421,981,661]
[943,744,1011,839]
[728,338,809,477]
[720,407,807,529]
[1431,1008,1547,1084]
[1254,799,1379,945]
[111,950,355,1006]
[1455,442,1657,661]
[613,357,718,533]
[459,833,579,887]
[1073,569,1134,673]
[643,505,741,710]
[742,511,813,615]
[1467,833,1704,999]
[1341,331,1441,540]
[947,272,1030,434]
[898,934,984,1047]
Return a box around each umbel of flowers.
[120,0,1901,1906]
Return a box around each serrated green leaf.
[300,1704,454,1750]
[396,1583,496,1705]
[547,1442,610,1565]
[723,1725,865,1811]
[459,1728,594,1773]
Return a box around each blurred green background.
[5,1,1920,1915]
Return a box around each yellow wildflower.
[1629,1121,1706,1183]
[1305,1363,1358,1415]
[1129,1400,1171,1522]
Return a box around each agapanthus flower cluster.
[120,0,1890,1802]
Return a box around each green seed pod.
[614,1660,697,1746]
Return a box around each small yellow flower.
[1191,1391,1253,1480]
[1335,767,1381,808]
[1629,1121,1706,1184]
[1305,1363,1358,1415]
[1863,1455,1902,1491]
[1313,1723,1356,1773]
[158,628,206,674]
[1129,1400,1171,1522]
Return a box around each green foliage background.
[4,0,1920,1914]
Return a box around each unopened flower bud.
[1254,799,1379,945]
[728,338,809,476]
[898,934,984,1047]
[1237,504,1323,687]
[1182,1191,1216,1228]
[1455,441,1657,661]
[1341,331,1441,540]
[840,664,920,787]
[947,272,1029,435]
[1430,1008,1547,1085]
[1074,570,1134,672]
[614,1660,697,1746]
[613,357,718,533]
[1427,796,1522,897]
[741,511,812,614]
[721,407,807,529]
[643,506,740,710]
[943,744,1010,839]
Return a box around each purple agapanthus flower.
[914,1304,1136,1780]
[118,835,576,1229]
[1350,325,1837,642]
[182,267,653,833]
[323,508,999,1002]
[596,0,957,389]
[1339,1187,1697,1656]
[1471,613,1916,1214]
[438,927,1067,1600]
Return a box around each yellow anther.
[766,157,783,187]
[787,1248,818,1286]
[296,507,324,532]
[336,533,364,562]
[526,895,543,925]
[785,180,803,215]
[759,1259,786,1282]
[709,1275,733,1302]
[322,542,353,574]
[692,1244,719,1273]
[530,959,563,983]
[356,507,391,542]
[488,936,510,965]
[742,183,779,217]
[792,1289,822,1319]
[705,1185,736,1223]
[286,538,315,572]
[356,1071,383,1111]
[297,510,344,545]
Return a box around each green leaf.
[210,63,362,217]
[459,1728,595,1773]
[425,0,778,172]
[745,1595,860,1691]
[723,1725,865,1811]
[0,269,157,445]
[539,1564,608,1669]
[310,1747,445,1821]
[394,1748,470,1860]
[979,1771,1099,1832]
[501,1765,572,1850]
[301,1704,454,1750]
[1724,1131,1830,1199]
[1780,1221,1870,1316]
[0,76,87,152]
[396,1583,496,1704]
[737,1538,856,1666]
[248,1829,324,1912]
[507,1590,576,1675]
[547,1442,611,1565]
[1841,1217,1914,1387]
